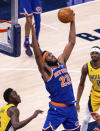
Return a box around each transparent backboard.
[0,0,21,57]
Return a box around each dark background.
[0,0,94,20]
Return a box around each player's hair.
[42,50,47,57]
[3,88,13,102]
[91,46,100,49]
[42,50,48,62]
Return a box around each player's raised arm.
[58,14,76,65]
[24,11,52,81]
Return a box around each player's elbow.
[13,125,19,130]
[12,123,21,130]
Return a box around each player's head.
[42,51,58,66]
[3,88,21,105]
[90,46,100,62]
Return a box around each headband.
[90,47,100,53]
[43,52,47,61]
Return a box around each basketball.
[58,8,74,23]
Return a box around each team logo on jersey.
[36,7,41,12]
[75,121,79,127]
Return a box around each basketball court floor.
[0,0,100,130]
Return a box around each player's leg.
[42,103,65,131]
[31,0,42,41]
[24,16,32,47]
[19,0,33,56]
[33,13,41,41]
[63,104,79,131]
[24,15,33,56]
[42,111,60,131]
[42,113,56,131]
[80,97,92,131]
[81,94,100,131]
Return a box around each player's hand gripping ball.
[58,8,74,23]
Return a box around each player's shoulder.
[7,106,19,117]
[57,61,66,68]
[58,54,66,66]
[82,62,88,68]
[82,63,88,74]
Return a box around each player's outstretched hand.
[33,109,43,118]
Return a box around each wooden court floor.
[0,0,100,130]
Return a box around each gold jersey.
[88,61,100,91]
[88,62,100,112]
[0,104,15,131]
[88,61,100,99]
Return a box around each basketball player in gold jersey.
[76,46,100,131]
[0,88,43,131]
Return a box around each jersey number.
[59,74,71,87]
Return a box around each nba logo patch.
[75,121,79,127]
[36,7,41,12]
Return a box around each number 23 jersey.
[42,62,76,104]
